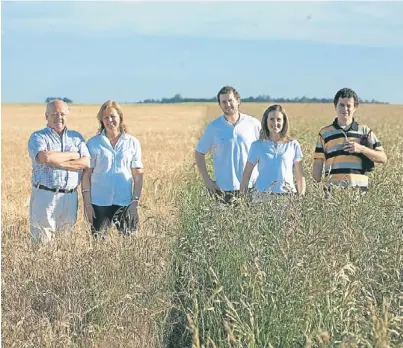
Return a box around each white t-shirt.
[248,139,303,193]
[87,131,143,206]
[196,113,261,191]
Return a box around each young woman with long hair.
[240,104,305,201]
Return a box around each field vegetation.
[2,103,402,347]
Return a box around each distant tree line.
[43,95,388,105]
[45,97,73,103]
[138,93,388,104]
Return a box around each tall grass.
[166,104,403,347]
[2,103,403,347]
[1,104,206,347]
[168,167,402,347]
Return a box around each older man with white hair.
[28,99,90,243]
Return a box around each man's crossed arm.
[37,151,90,171]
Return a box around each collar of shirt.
[100,130,129,149]
[45,125,68,137]
[222,113,245,126]
[332,118,358,132]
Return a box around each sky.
[1,1,403,104]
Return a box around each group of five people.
[28,86,386,243]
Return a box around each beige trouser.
[30,186,78,244]
[250,190,296,216]
[251,190,295,203]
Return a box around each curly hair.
[333,88,359,107]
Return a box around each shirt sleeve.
[367,129,383,150]
[28,132,46,162]
[247,141,259,165]
[313,134,325,160]
[131,138,143,169]
[255,119,262,139]
[196,123,214,154]
[77,133,91,158]
[293,141,303,163]
[86,140,97,168]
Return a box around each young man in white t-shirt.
[195,86,261,203]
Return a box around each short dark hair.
[216,86,241,103]
[333,88,359,107]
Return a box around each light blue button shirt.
[87,131,143,206]
[196,113,261,191]
[28,126,90,189]
[248,139,303,193]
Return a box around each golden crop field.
[2,103,403,347]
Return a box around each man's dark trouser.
[212,190,240,205]
[91,204,138,236]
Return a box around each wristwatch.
[132,196,140,203]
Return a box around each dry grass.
[1,103,207,347]
[2,102,403,347]
[169,103,403,347]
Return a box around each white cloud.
[2,1,403,47]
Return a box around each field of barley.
[2,102,403,347]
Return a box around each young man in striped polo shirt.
[312,88,387,192]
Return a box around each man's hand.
[312,159,324,183]
[344,141,387,164]
[195,151,220,195]
[343,142,365,154]
[55,156,90,170]
[239,187,248,196]
[84,203,96,224]
[71,152,81,160]
[205,178,221,195]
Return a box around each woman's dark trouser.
[91,204,138,236]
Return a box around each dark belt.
[34,184,77,194]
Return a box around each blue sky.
[1,1,403,104]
